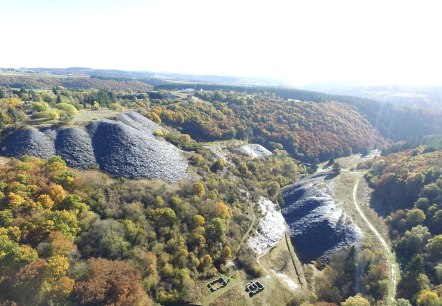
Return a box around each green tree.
[341,295,370,306]
[332,162,342,175]
[427,235,442,262]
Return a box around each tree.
[206,218,226,243]
[6,259,48,305]
[215,200,232,219]
[47,184,67,206]
[406,209,426,228]
[223,246,232,261]
[332,162,342,175]
[78,219,129,259]
[427,235,442,261]
[417,290,441,306]
[155,207,177,227]
[193,181,205,197]
[397,226,431,258]
[50,276,75,304]
[394,299,412,306]
[47,255,70,279]
[47,231,76,256]
[74,258,150,306]
[148,111,161,124]
[211,159,226,172]
[192,214,205,227]
[341,295,370,306]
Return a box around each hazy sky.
[1,0,442,86]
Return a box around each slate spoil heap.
[0,112,188,183]
[282,174,362,262]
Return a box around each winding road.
[353,175,397,302]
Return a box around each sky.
[1,0,442,86]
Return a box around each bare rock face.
[0,112,188,183]
[282,174,362,262]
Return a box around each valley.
[0,70,441,305]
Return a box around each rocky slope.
[0,112,188,183]
[282,173,362,262]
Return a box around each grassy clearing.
[207,286,248,306]
[195,273,241,306]
[74,109,122,124]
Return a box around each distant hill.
[2,68,442,142]
[303,83,442,110]
[0,73,152,91]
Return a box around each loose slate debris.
[1,127,55,159]
[236,144,272,158]
[0,112,188,183]
[55,127,97,169]
[282,173,362,263]
[247,197,286,254]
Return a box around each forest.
[364,146,442,304]
[156,90,384,163]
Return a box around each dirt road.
[353,175,397,302]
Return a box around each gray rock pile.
[248,197,286,254]
[236,144,272,158]
[282,174,362,262]
[0,112,188,183]
[1,127,56,159]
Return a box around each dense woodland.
[0,134,305,305]
[364,147,442,304]
[156,91,384,163]
[158,83,442,141]
[0,74,151,91]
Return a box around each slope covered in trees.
[365,149,442,304]
[158,84,442,141]
[156,91,384,162]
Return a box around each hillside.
[365,148,442,303]
[157,92,385,163]
[157,83,442,141]
[0,73,152,91]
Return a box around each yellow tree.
[417,290,441,306]
[47,184,67,206]
[215,200,232,219]
[193,182,205,197]
[47,255,70,279]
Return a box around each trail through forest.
[352,175,397,302]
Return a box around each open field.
[73,109,122,124]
